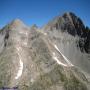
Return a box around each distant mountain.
[0,12,90,90]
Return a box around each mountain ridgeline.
[0,12,90,90]
[43,12,90,53]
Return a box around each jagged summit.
[62,12,77,17]
[44,12,86,36]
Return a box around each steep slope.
[42,12,90,75]
[43,12,90,53]
[0,13,89,90]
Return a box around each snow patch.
[15,47,23,79]
[54,44,74,66]
[52,52,67,67]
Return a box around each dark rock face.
[0,13,90,90]
[83,28,90,53]
[44,12,86,36]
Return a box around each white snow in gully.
[54,44,74,66]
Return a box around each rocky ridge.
[0,12,90,90]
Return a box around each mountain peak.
[62,12,76,16]
[10,19,26,28]
[44,12,85,36]
[62,12,78,21]
[12,19,23,24]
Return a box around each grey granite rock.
[0,13,90,90]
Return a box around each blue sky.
[0,0,90,28]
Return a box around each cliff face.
[0,13,90,90]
